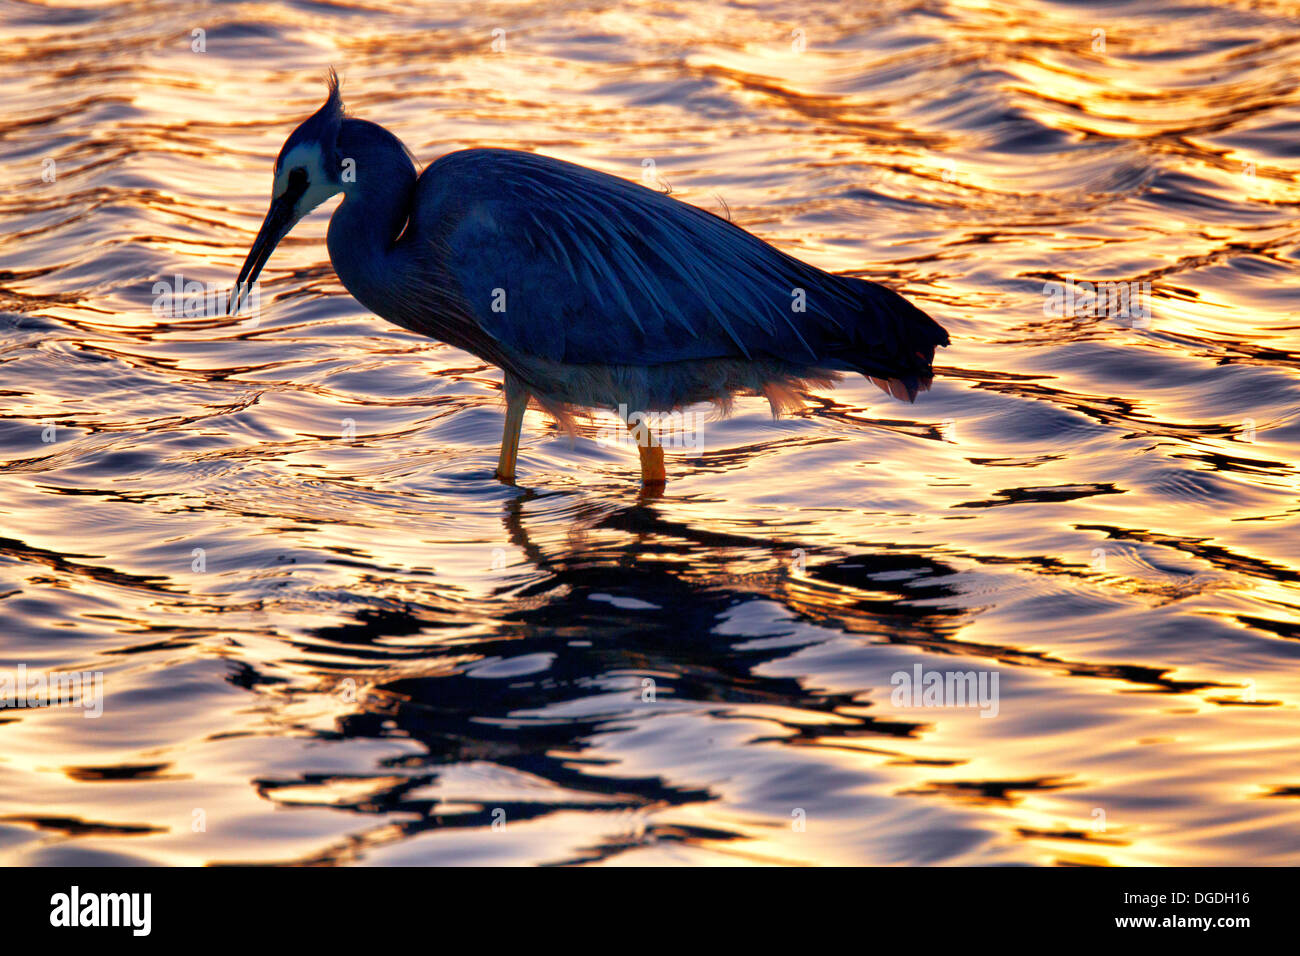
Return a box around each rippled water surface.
[2,0,1300,866]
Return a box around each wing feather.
[417,149,940,375]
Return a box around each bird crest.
[275,68,345,175]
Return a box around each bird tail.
[847,278,949,402]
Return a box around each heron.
[231,72,949,489]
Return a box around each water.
[2,0,1299,866]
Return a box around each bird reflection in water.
[244,493,976,865]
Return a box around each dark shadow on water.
[228,494,972,864]
[212,486,1271,864]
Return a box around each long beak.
[230,197,295,315]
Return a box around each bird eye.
[288,167,308,187]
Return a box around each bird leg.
[626,414,666,487]
[638,442,666,488]
[495,378,529,483]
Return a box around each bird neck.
[326,119,419,315]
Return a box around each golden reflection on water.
[1,0,1299,865]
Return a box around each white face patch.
[274,142,343,219]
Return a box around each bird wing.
[423,149,937,372]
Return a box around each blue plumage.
[409,148,947,384]
[233,73,949,486]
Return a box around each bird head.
[231,69,347,314]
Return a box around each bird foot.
[637,478,665,501]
